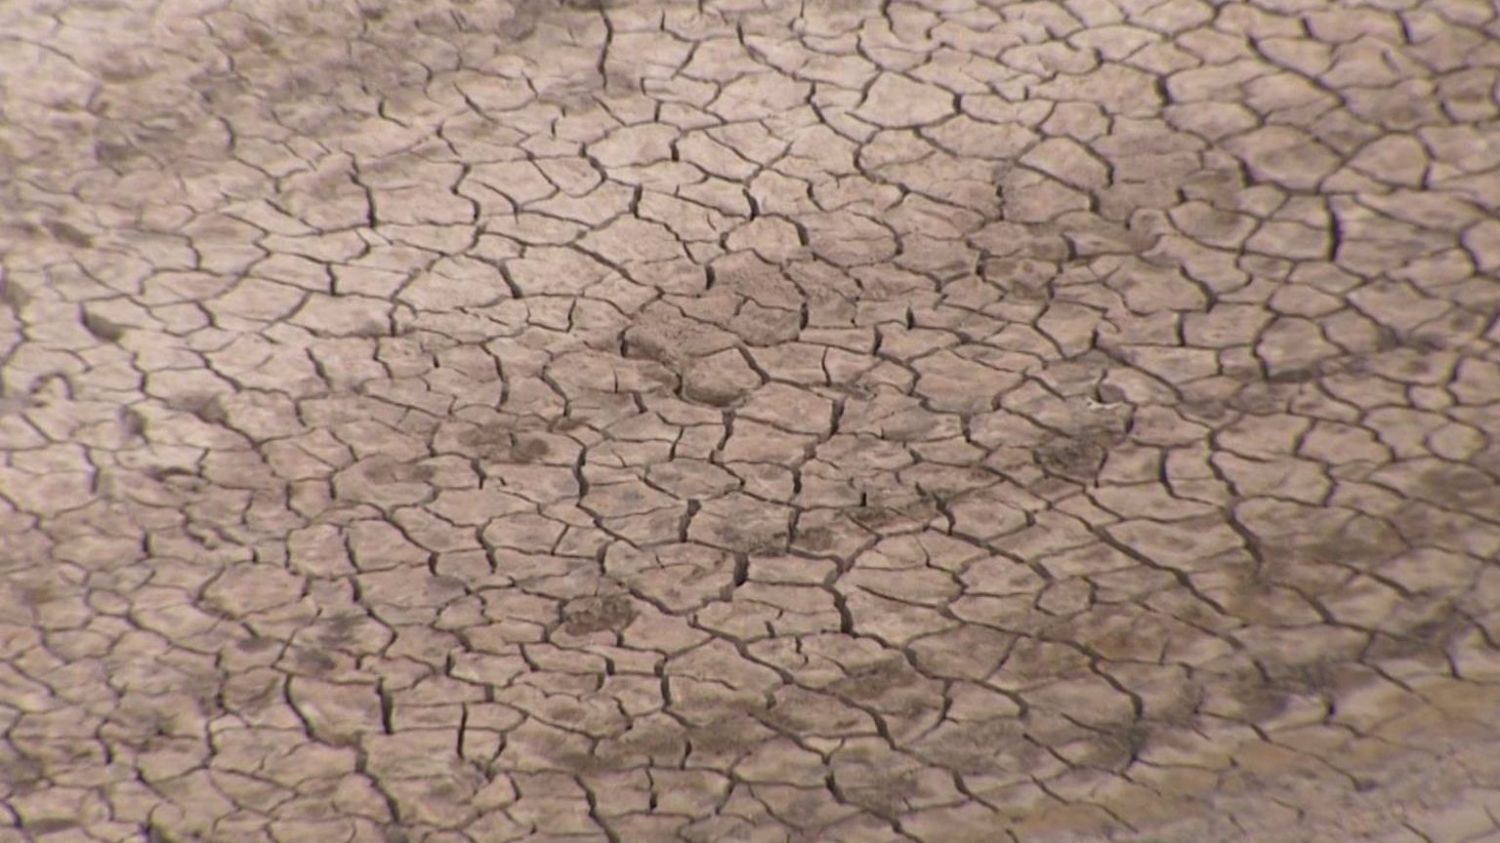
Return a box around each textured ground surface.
[3,0,1500,840]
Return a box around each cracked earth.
[2,0,1500,841]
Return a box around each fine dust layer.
[2,0,1500,841]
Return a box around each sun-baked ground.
[2,0,1500,841]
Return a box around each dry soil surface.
[2,0,1500,841]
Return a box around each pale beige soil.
[2,0,1499,841]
